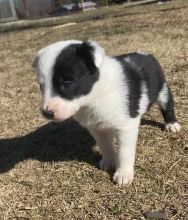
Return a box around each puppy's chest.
[74,106,112,130]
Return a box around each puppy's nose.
[42,109,54,119]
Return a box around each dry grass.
[0,0,188,219]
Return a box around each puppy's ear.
[31,49,44,68]
[87,41,105,68]
[32,54,39,68]
[77,41,105,69]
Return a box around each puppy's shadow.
[141,118,164,130]
[0,118,164,174]
[0,119,97,173]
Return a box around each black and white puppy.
[32,40,181,186]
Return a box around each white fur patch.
[165,122,181,133]
[138,82,149,115]
[88,40,105,68]
[74,56,130,130]
[158,83,168,109]
[124,56,131,64]
[137,50,148,56]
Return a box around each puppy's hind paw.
[165,122,181,133]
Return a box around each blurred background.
[0,0,169,22]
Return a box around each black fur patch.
[52,42,99,100]
[116,53,165,118]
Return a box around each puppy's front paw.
[113,168,134,186]
[165,122,181,133]
[99,156,116,171]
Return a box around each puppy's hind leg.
[88,128,116,171]
[158,83,181,133]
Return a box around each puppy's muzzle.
[41,108,54,120]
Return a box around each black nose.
[42,109,54,119]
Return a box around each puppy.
[32,40,181,186]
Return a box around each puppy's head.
[32,40,105,121]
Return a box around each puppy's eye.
[62,81,73,90]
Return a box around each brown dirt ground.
[0,0,187,219]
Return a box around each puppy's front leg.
[88,128,116,171]
[113,118,140,186]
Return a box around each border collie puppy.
[32,40,181,186]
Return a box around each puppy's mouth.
[40,108,76,122]
[41,109,54,120]
[40,97,80,122]
[52,117,65,122]
[41,111,65,122]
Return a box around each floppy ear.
[32,54,39,68]
[77,41,105,70]
[31,49,44,68]
[87,40,105,68]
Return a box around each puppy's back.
[115,52,166,117]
